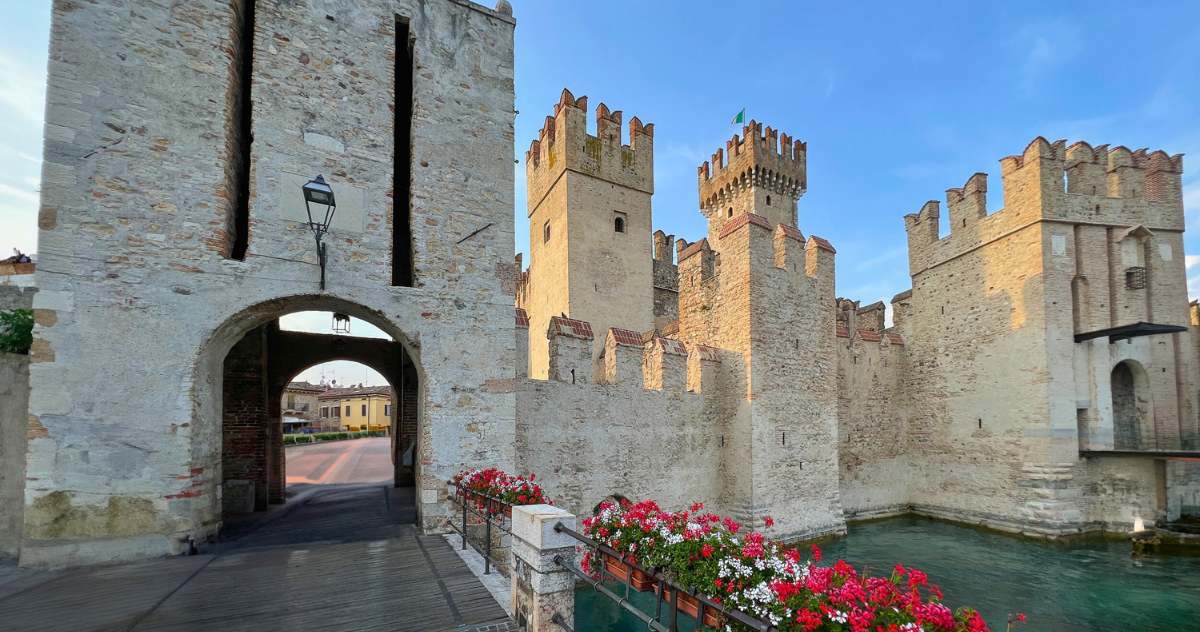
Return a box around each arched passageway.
[1111,360,1151,450]
[196,296,425,534]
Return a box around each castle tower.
[697,120,807,241]
[676,129,844,540]
[523,89,655,377]
[901,137,1195,535]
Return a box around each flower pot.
[602,554,656,592]
[660,588,724,627]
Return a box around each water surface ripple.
[576,515,1200,631]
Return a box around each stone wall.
[0,353,30,560]
[516,335,726,517]
[0,278,34,560]
[24,0,517,567]
[652,258,678,330]
[900,138,1190,535]
[836,328,909,519]
[1166,459,1200,520]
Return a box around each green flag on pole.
[731,108,745,125]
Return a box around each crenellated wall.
[516,320,733,519]
[899,136,1196,535]
[697,121,807,238]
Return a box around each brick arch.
[191,294,426,536]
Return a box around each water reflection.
[576,515,1200,631]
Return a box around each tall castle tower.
[679,123,843,540]
[523,89,655,377]
[698,120,807,240]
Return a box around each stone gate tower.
[522,89,655,377]
[20,0,518,567]
[679,122,844,539]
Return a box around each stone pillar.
[510,505,576,632]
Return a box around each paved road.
[0,485,515,632]
[286,437,393,485]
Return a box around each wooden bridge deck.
[0,485,516,632]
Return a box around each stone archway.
[269,328,421,489]
[193,295,426,537]
[1111,360,1151,450]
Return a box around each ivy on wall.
[0,309,33,354]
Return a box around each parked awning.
[1073,321,1187,343]
[1081,449,1200,460]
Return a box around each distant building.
[318,385,394,433]
[281,381,326,433]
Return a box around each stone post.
[510,504,576,632]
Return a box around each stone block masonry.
[17,0,1200,570]
[898,137,1199,535]
[0,276,34,561]
[22,0,517,567]
[520,89,656,378]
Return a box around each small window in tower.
[543,221,551,243]
[1125,266,1146,290]
[766,195,772,206]
[727,207,733,218]
[613,211,626,234]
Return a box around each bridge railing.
[448,482,513,576]
[548,521,775,632]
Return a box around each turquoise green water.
[575,515,1200,631]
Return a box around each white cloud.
[278,311,392,387]
[0,199,36,255]
[854,246,906,272]
[292,361,387,388]
[279,310,390,340]
[1012,20,1083,94]
[0,181,38,207]
[0,52,45,125]
[822,68,836,99]
[1185,179,1200,211]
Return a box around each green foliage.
[0,309,33,354]
[282,430,387,445]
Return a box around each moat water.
[575,515,1200,631]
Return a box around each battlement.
[525,88,654,211]
[653,229,676,263]
[697,120,807,229]
[904,137,1186,274]
[686,212,833,283]
[835,324,904,346]
[834,298,901,346]
[540,317,723,395]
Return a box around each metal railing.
[447,483,513,575]
[552,521,776,632]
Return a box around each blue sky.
[3,1,1200,382]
